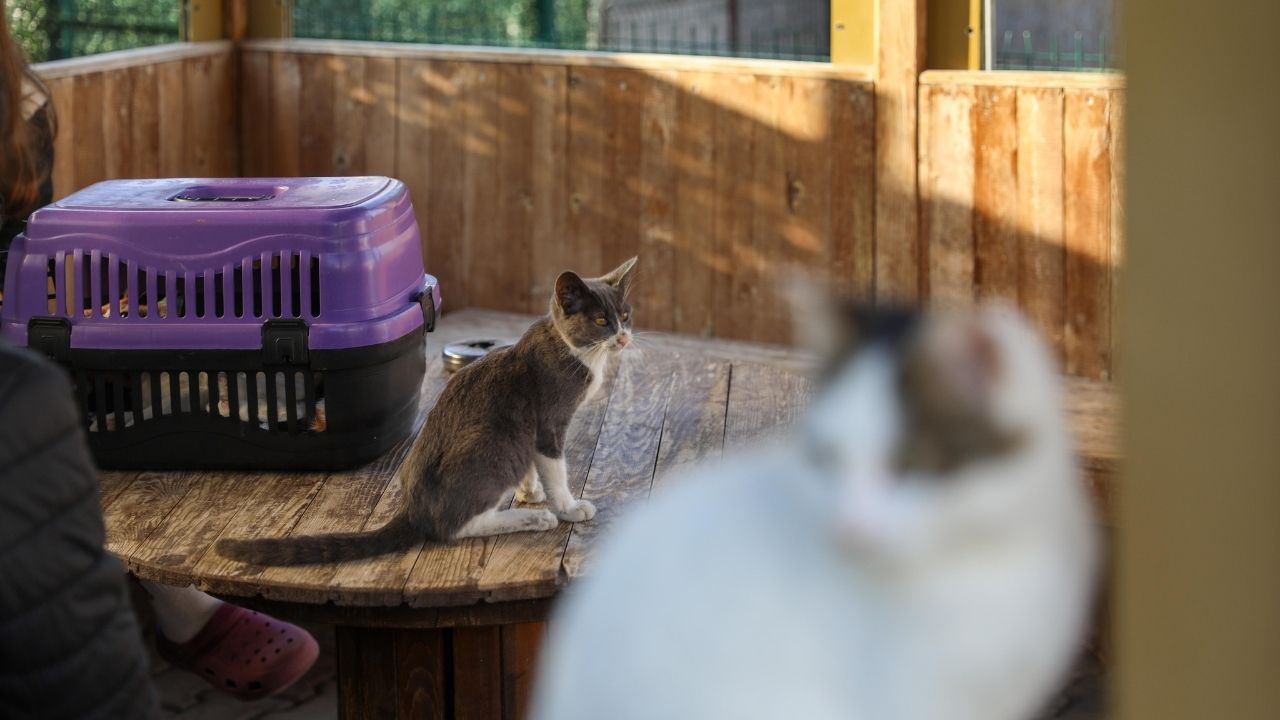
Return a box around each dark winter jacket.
[0,340,156,719]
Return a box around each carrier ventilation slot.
[83,369,325,435]
[42,252,322,321]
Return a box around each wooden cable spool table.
[99,309,1119,719]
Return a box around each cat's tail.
[215,511,423,566]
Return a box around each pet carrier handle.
[262,320,309,365]
[417,274,439,332]
[28,317,71,362]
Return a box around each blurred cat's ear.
[555,271,591,314]
[780,271,864,358]
[600,256,638,294]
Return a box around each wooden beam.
[873,0,925,303]
[831,0,875,65]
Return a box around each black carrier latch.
[28,317,71,362]
[418,290,437,332]
[262,320,310,365]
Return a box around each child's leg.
[139,580,223,643]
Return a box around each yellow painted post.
[246,0,293,38]
[926,0,982,70]
[831,0,875,65]
[182,0,225,41]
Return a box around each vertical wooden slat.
[366,58,398,177]
[671,70,717,335]
[332,55,366,175]
[973,85,1019,301]
[490,63,534,313]
[240,51,271,176]
[209,50,239,176]
[638,69,678,331]
[1109,90,1125,378]
[710,72,755,340]
[874,0,925,303]
[780,75,833,331]
[269,52,302,175]
[395,629,448,720]
[102,69,135,178]
[748,73,786,342]
[500,622,545,720]
[828,81,875,302]
[920,84,976,307]
[185,56,217,176]
[1064,89,1112,379]
[529,64,568,313]
[299,53,336,177]
[46,77,76,199]
[128,65,160,178]
[565,65,607,282]
[71,73,106,190]
[453,627,503,720]
[396,59,435,299]
[156,61,186,176]
[462,63,500,308]
[417,60,468,308]
[1016,86,1066,364]
[603,68,645,278]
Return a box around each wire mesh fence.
[993,29,1118,71]
[7,0,178,63]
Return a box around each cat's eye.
[594,317,608,326]
[621,313,630,322]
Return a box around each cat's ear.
[780,271,866,358]
[555,271,592,314]
[599,256,639,295]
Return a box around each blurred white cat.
[532,296,1099,720]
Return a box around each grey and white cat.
[216,257,638,565]
[532,297,1099,720]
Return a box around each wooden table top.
[100,309,1118,612]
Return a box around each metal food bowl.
[442,338,514,373]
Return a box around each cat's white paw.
[516,483,547,504]
[529,509,559,531]
[556,500,597,523]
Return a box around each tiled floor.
[147,620,1104,719]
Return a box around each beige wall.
[1117,1,1280,718]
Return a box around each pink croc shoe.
[156,604,320,701]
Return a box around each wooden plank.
[128,65,160,178]
[563,356,672,578]
[1109,90,1125,378]
[780,75,834,330]
[336,626,402,720]
[445,363,617,604]
[366,57,398,177]
[500,622,545,720]
[920,69,1125,90]
[710,73,757,341]
[240,38,875,81]
[70,72,106,190]
[603,68,645,280]
[33,41,235,80]
[973,85,1020,301]
[396,59,439,300]
[650,359,731,493]
[874,0,924,303]
[184,55,218,176]
[421,60,469,309]
[564,65,608,282]
[637,69,678,332]
[920,84,976,307]
[487,63,534,313]
[268,51,302,175]
[46,77,75,199]
[239,51,271,177]
[828,80,876,302]
[393,629,448,720]
[453,627,503,720]
[1063,89,1113,379]
[97,470,141,512]
[1016,87,1067,365]
[208,50,239,176]
[332,55,367,174]
[528,64,568,313]
[723,361,814,449]
[462,64,500,308]
[670,70,717,335]
[101,69,135,178]
[747,73,787,343]
[299,53,336,177]
[103,471,194,563]
[156,61,186,176]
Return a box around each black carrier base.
[60,329,427,471]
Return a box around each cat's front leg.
[515,464,546,504]
[535,453,596,522]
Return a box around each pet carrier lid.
[24,177,407,243]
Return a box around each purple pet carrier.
[0,177,440,470]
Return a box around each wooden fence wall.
[239,40,876,349]
[34,42,239,201]
[920,70,1124,380]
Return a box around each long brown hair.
[0,2,55,218]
